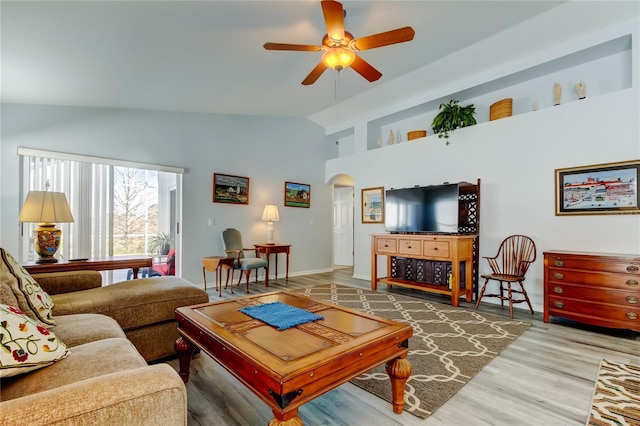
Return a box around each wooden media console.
[371,233,477,307]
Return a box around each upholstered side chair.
[221,228,269,293]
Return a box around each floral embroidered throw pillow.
[0,304,69,378]
[0,248,56,326]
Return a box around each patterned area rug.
[587,359,640,426]
[294,283,530,419]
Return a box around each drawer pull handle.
[626,296,638,304]
[407,246,412,249]
[626,280,639,287]
[554,260,564,267]
[626,312,638,320]
[553,272,564,280]
[627,265,639,272]
[554,301,564,309]
[553,287,564,294]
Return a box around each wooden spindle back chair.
[475,235,537,318]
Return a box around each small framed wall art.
[284,182,310,208]
[213,173,250,205]
[555,160,640,216]
[361,187,384,223]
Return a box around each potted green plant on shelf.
[148,232,172,255]
[431,99,477,144]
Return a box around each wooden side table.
[202,256,234,297]
[253,244,291,281]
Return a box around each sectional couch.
[0,248,210,425]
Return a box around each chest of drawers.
[543,251,640,331]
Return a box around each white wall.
[322,11,640,313]
[0,105,332,286]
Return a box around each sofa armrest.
[32,271,102,295]
[0,364,186,426]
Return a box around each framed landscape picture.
[213,173,250,205]
[555,160,640,215]
[362,187,384,223]
[284,182,310,208]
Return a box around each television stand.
[371,233,477,307]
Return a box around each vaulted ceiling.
[1,1,566,117]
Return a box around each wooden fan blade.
[353,26,415,51]
[302,61,328,85]
[321,0,345,42]
[263,42,322,52]
[350,54,382,82]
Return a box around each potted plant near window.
[431,99,477,144]
[148,232,172,255]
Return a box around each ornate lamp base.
[33,223,61,263]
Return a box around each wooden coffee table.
[175,291,413,425]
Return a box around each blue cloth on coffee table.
[238,302,323,330]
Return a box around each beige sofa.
[0,269,210,425]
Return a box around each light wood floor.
[165,267,639,426]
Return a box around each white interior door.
[333,186,353,266]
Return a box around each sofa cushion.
[50,276,209,331]
[51,313,126,348]
[0,281,19,307]
[32,270,102,295]
[0,304,68,378]
[0,337,146,402]
[0,248,56,325]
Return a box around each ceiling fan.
[263,0,415,85]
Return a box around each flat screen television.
[385,184,460,233]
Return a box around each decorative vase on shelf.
[396,130,401,143]
[388,129,395,145]
[376,137,382,148]
[553,83,562,106]
[576,81,586,99]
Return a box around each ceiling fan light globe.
[322,47,355,70]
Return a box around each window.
[18,148,183,282]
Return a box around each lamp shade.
[261,205,280,222]
[19,191,74,224]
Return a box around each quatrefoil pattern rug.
[295,283,530,419]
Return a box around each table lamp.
[19,191,74,263]
[261,204,280,244]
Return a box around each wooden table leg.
[285,251,289,281]
[273,252,278,279]
[132,267,140,279]
[174,336,196,383]
[268,408,304,426]
[202,266,207,291]
[386,354,412,414]
[465,259,473,302]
